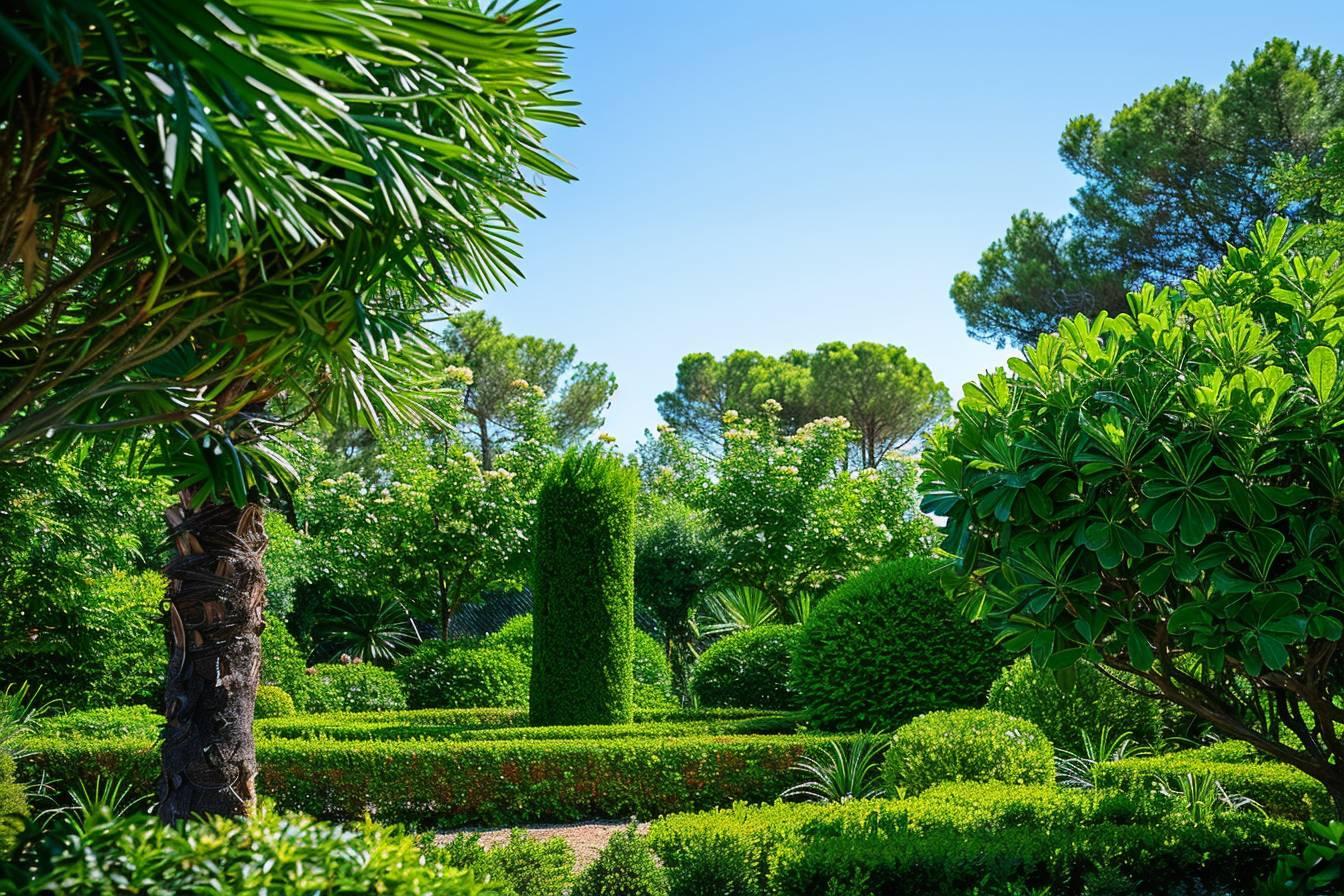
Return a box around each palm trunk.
[158,492,268,822]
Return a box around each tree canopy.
[654,342,947,466]
[445,311,616,468]
[953,38,1344,347]
[924,220,1344,805]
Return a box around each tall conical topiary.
[530,445,639,725]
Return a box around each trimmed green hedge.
[649,782,1307,896]
[791,558,1007,731]
[255,685,296,719]
[1093,744,1331,821]
[257,715,799,742]
[531,446,639,725]
[22,733,842,826]
[306,662,407,713]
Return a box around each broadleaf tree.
[0,0,578,820]
[922,220,1344,809]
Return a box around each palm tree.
[0,0,578,821]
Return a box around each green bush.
[572,822,668,896]
[427,829,574,896]
[261,613,316,711]
[305,662,406,713]
[531,446,639,726]
[1093,744,1330,821]
[690,626,800,711]
[791,558,1005,732]
[255,685,297,719]
[986,656,1167,752]
[24,732,838,826]
[256,714,800,742]
[0,803,482,895]
[32,705,161,740]
[883,709,1054,795]
[486,615,674,709]
[396,641,529,710]
[486,614,535,662]
[649,783,1305,896]
[0,753,28,854]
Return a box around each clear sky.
[478,0,1344,450]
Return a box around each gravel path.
[437,820,652,870]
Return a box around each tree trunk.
[476,413,494,470]
[158,493,268,823]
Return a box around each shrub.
[257,714,799,742]
[986,656,1167,753]
[486,615,673,709]
[883,709,1054,795]
[572,822,668,896]
[791,558,1005,732]
[261,614,315,711]
[633,630,675,708]
[32,705,162,740]
[427,829,574,896]
[255,685,297,719]
[531,446,639,726]
[486,614,535,663]
[305,662,406,713]
[691,626,800,711]
[0,803,481,895]
[396,642,529,710]
[24,733,839,826]
[649,783,1304,896]
[1092,744,1330,821]
[0,752,28,853]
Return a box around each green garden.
[3,2,1344,895]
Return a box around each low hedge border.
[1092,745,1330,821]
[648,783,1307,896]
[22,733,850,826]
[256,716,800,742]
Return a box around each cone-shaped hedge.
[530,446,639,725]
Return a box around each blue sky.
[479,0,1344,450]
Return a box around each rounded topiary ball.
[986,656,1168,753]
[791,558,1007,731]
[254,685,296,719]
[396,642,529,710]
[690,625,800,710]
[883,708,1054,796]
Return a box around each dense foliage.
[651,782,1303,896]
[986,657,1169,753]
[883,710,1055,796]
[953,38,1344,347]
[0,804,486,896]
[305,663,407,714]
[690,626,801,711]
[923,221,1344,802]
[428,829,574,896]
[0,454,168,709]
[634,500,724,699]
[26,731,831,826]
[655,342,949,466]
[572,823,669,896]
[643,403,930,609]
[792,558,1005,731]
[531,447,639,726]
[0,753,27,853]
[396,642,530,710]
